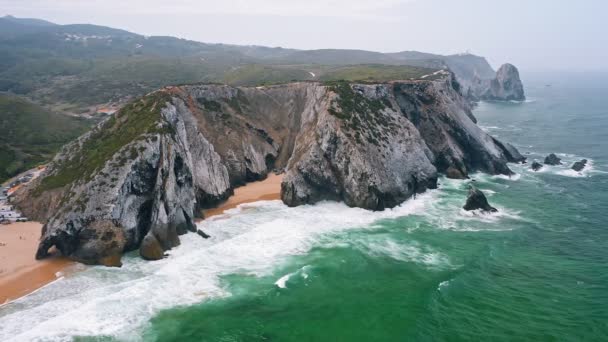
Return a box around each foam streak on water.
[0,193,445,341]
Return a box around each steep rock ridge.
[15,92,233,264]
[281,82,438,210]
[392,76,519,178]
[15,76,521,265]
[469,63,526,101]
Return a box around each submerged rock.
[531,161,543,171]
[571,159,588,172]
[463,186,498,212]
[544,153,562,165]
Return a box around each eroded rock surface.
[572,159,588,172]
[469,63,525,102]
[14,75,521,264]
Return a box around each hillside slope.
[0,16,520,110]
[0,94,90,182]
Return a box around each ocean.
[1,71,607,341]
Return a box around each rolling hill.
[0,94,90,183]
[0,15,498,110]
[0,15,508,182]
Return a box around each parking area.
[0,166,44,224]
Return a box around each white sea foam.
[274,265,311,288]
[457,207,522,225]
[490,173,521,181]
[521,155,602,178]
[0,168,532,341]
[0,194,440,341]
[438,280,451,291]
[555,159,595,178]
[274,274,291,288]
[356,239,452,269]
[423,176,525,232]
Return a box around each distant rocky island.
[469,63,526,102]
[14,72,525,265]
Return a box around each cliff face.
[281,82,438,210]
[14,75,522,265]
[469,63,525,101]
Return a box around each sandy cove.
[0,222,73,305]
[0,173,284,305]
[203,173,283,218]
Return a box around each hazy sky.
[2,0,606,71]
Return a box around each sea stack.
[544,153,562,165]
[475,63,525,102]
[571,159,588,172]
[463,186,498,212]
[531,161,543,171]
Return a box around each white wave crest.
[0,194,438,341]
[274,274,290,288]
[359,239,452,269]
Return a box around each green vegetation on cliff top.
[327,81,400,146]
[320,64,435,82]
[221,64,436,87]
[37,91,172,191]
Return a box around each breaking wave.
[0,192,446,341]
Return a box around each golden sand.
[203,173,283,218]
[0,174,284,304]
[0,222,73,305]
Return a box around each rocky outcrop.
[468,63,525,102]
[571,159,588,172]
[446,166,467,179]
[463,186,497,212]
[492,139,526,163]
[280,82,438,210]
[531,161,543,171]
[544,153,562,165]
[14,74,522,265]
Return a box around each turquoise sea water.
[1,72,607,341]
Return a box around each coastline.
[0,222,73,305]
[0,173,284,305]
[202,173,284,218]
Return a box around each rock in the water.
[446,166,467,179]
[571,159,588,172]
[531,161,543,171]
[140,233,164,260]
[544,153,562,165]
[196,229,210,239]
[463,186,498,212]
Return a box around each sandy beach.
[0,222,73,305]
[0,174,283,305]
[203,173,283,218]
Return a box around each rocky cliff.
[469,63,525,101]
[14,74,523,265]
